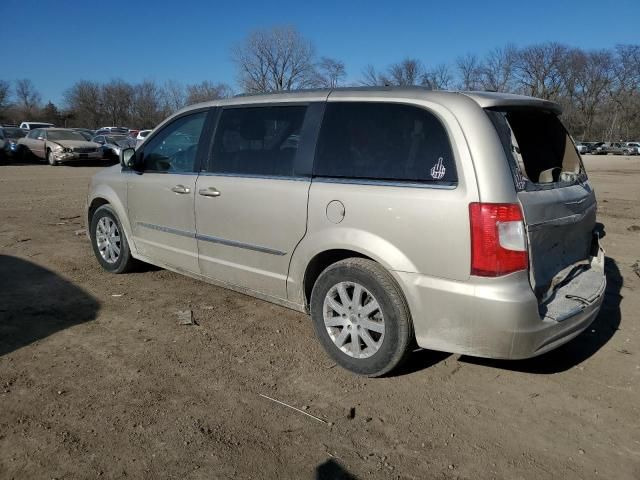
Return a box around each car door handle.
[198,187,221,197]
[171,185,191,194]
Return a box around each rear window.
[314,102,457,184]
[486,109,585,190]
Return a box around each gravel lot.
[0,155,639,479]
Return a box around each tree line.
[0,26,638,140]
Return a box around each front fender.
[87,180,136,256]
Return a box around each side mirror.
[120,148,138,170]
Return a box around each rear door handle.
[198,187,221,197]
[171,184,191,194]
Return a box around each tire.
[89,205,136,274]
[18,145,29,162]
[310,258,413,377]
[46,149,58,166]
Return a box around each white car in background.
[623,142,640,155]
[136,129,152,148]
[19,121,54,130]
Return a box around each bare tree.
[479,45,517,92]
[360,64,383,86]
[185,81,233,105]
[162,80,186,112]
[101,79,134,126]
[132,80,167,128]
[15,79,41,117]
[608,45,640,139]
[561,49,615,139]
[423,64,453,90]
[456,53,482,90]
[313,57,346,88]
[233,26,317,93]
[384,58,425,86]
[0,80,10,110]
[514,43,568,99]
[63,80,104,127]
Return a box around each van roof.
[181,87,562,115]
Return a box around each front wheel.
[46,149,58,166]
[310,258,413,377]
[90,205,136,273]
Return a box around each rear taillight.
[469,202,528,277]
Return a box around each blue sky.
[1,0,638,105]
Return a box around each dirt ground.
[0,155,639,480]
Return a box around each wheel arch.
[289,228,419,308]
[87,184,136,256]
[302,249,373,309]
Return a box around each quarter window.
[314,102,457,183]
[141,111,207,173]
[210,106,307,177]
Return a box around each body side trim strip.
[136,222,286,256]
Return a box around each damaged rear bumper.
[393,245,606,360]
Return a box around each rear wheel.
[90,205,136,274]
[310,258,413,377]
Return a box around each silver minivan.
[86,88,606,376]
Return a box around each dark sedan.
[0,126,28,160]
[91,134,136,160]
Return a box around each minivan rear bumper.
[394,263,606,360]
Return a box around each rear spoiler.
[461,92,562,115]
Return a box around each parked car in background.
[19,121,54,130]
[0,126,28,159]
[584,142,600,154]
[623,142,640,155]
[135,129,152,148]
[72,128,97,141]
[87,88,606,377]
[17,128,102,165]
[593,142,625,155]
[575,142,589,154]
[92,134,136,160]
[588,142,603,154]
[96,127,129,135]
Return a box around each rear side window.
[486,109,584,189]
[210,106,307,177]
[314,102,456,184]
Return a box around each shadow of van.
[0,255,100,357]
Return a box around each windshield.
[3,128,26,138]
[29,123,53,129]
[76,131,93,140]
[47,131,87,141]
[140,130,151,138]
[486,109,585,190]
